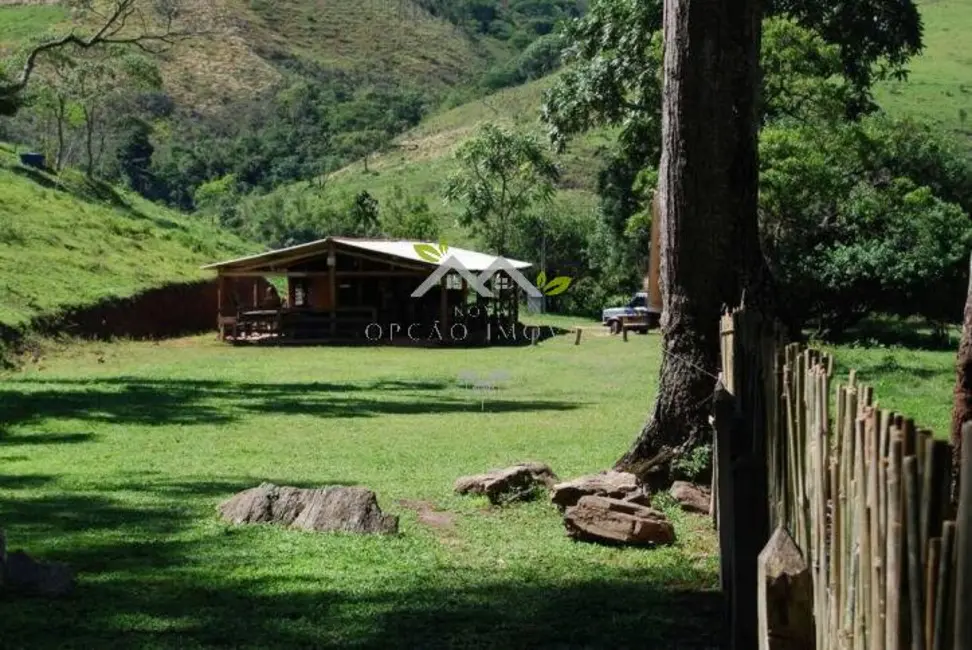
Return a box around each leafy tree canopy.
[443,122,560,255]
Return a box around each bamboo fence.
[720,310,970,650]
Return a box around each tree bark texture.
[615,0,773,489]
[950,252,972,504]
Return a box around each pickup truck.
[602,291,661,334]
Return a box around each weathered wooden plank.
[759,526,815,650]
[955,423,972,650]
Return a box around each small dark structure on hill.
[203,237,534,344]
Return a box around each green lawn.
[0,317,958,648]
[0,322,723,649]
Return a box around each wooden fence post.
[758,525,814,650]
[574,328,582,345]
[954,422,972,649]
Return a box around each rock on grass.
[551,471,650,510]
[563,496,675,546]
[454,462,558,505]
[218,483,398,535]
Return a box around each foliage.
[192,173,238,226]
[672,444,712,482]
[759,115,972,336]
[115,115,154,195]
[480,32,566,92]
[443,123,559,255]
[381,185,440,240]
[229,186,386,249]
[418,0,583,42]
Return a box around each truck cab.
[601,291,661,334]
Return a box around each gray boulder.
[218,483,398,535]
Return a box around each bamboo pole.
[925,537,940,650]
[886,435,903,650]
[868,407,884,650]
[857,418,870,650]
[903,456,925,650]
[932,521,955,650]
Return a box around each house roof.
[202,237,532,272]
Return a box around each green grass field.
[0,323,726,649]
[0,145,254,328]
[0,315,958,648]
[875,0,972,151]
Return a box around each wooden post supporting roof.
[328,241,336,336]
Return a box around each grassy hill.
[273,0,971,249]
[0,144,255,328]
[875,0,972,151]
[0,0,510,112]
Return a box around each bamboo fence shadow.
[715,306,972,650]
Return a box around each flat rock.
[218,483,398,535]
[669,481,711,514]
[454,462,558,505]
[4,550,75,597]
[551,471,649,510]
[563,496,675,546]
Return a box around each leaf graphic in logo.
[536,271,547,290]
[542,276,572,296]
[437,241,449,256]
[414,243,443,263]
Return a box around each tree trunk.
[615,0,773,490]
[950,251,972,504]
[83,105,95,178]
[55,96,66,171]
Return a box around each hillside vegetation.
[254,74,615,249]
[0,145,254,328]
[0,0,494,109]
[277,0,972,238]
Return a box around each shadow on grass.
[0,557,723,650]
[0,377,581,434]
[0,477,723,649]
[825,317,958,352]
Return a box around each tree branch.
[0,1,193,97]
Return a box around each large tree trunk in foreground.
[951,252,972,503]
[615,0,773,489]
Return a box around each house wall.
[309,277,333,310]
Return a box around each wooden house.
[203,237,533,344]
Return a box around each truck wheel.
[608,320,622,335]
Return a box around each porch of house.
[205,238,527,345]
